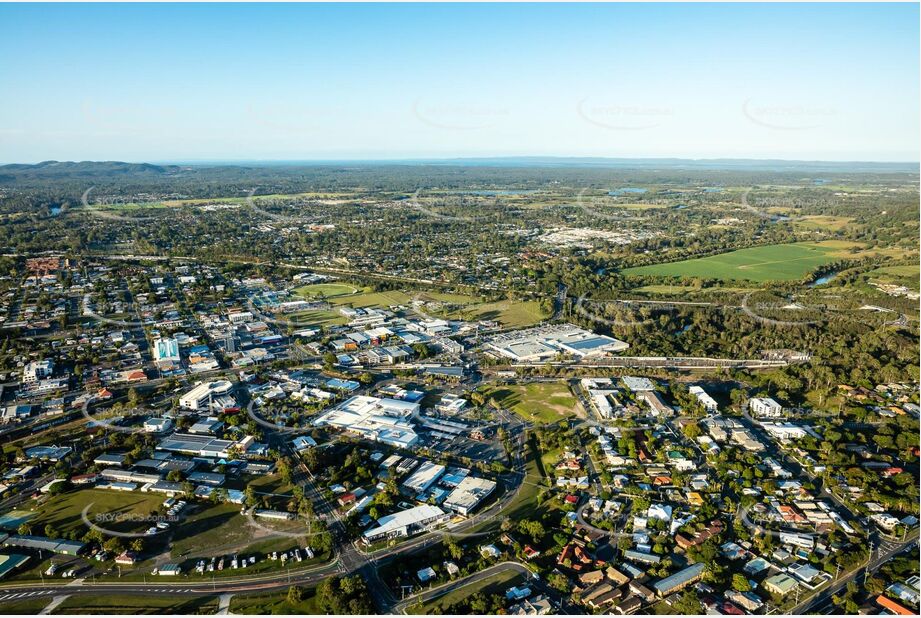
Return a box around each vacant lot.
[448,299,548,328]
[292,282,358,298]
[51,595,218,615]
[27,488,164,536]
[484,382,579,423]
[230,588,320,615]
[623,241,864,282]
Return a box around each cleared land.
[26,488,164,536]
[483,382,579,424]
[446,300,548,328]
[292,282,358,298]
[51,595,218,615]
[623,241,868,282]
[412,569,526,614]
[229,588,320,615]
[867,264,920,291]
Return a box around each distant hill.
[0,160,185,181]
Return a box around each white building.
[749,397,783,418]
[362,505,447,543]
[403,461,446,494]
[153,337,180,364]
[689,386,718,413]
[443,477,497,516]
[762,423,808,442]
[312,395,420,449]
[486,323,628,362]
[22,359,53,384]
[144,417,173,433]
[179,380,235,411]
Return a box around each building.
[763,573,798,596]
[443,477,497,515]
[403,461,446,494]
[486,323,628,362]
[362,505,447,543]
[876,594,914,616]
[652,563,706,596]
[312,395,419,449]
[0,553,29,580]
[2,535,85,556]
[689,386,718,412]
[179,380,235,412]
[749,397,783,418]
[22,360,53,384]
[143,417,173,433]
[156,433,238,458]
[153,337,180,365]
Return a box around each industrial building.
[486,323,628,362]
[312,395,420,449]
[443,476,497,515]
[362,505,447,543]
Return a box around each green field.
[446,299,549,328]
[229,588,320,615]
[25,488,164,536]
[867,264,920,291]
[411,569,526,614]
[51,595,218,615]
[292,282,358,298]
[623,241,864,282]
[483,382,579,423]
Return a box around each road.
[790,530,919,614]
[391,561,532,614]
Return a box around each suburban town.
[1,2,919,615]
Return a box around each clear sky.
[1,3,918,163]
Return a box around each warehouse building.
[362,505,447,543]
[443,476,497,516]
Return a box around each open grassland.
[446,299,548,328]
[26,488,164,536]
[411,570,526,614]
[866,264,920,291]
[483,382,579,424]
[51,594,218,615]
[623,241,893,282]
[229,588,320,615]
[793,215,855,231]
[292,282,359,298]
[0,597,53,614]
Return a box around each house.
[763,573,798,596]
[876,594,915,616]
[417,566,436,583]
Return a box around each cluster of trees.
[314,575,373,614]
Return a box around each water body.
[452,189,538,196]
[809,272,839,287]
[609,187,647,196]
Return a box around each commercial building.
[443,476,497,515]
[156,433,238,458]
[179,380,235,412]
[402,461,446,494]
[153,337,180,364]
[312,395,419,449]
[22,360,53,384]
[486,324,628,362]
[362,505,447,543]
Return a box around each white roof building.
[362,504,447,542]
[403,461,446,494]
[443,477,497,516]
[179,380,234,411]
[689,385,718,412]
[312,395,420,449]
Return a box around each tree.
[732,573,751,592]
[287,585,304,605]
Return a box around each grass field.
[51,595,218,614]
[292,282,358,298]
[0,597,53,614]
[412,570,526,614]
[26,488,164,536]
[623,241,869,282]
[483,382,579,424]
[793,215,855,231]
[446,300,548,328]
[866,264,920,291]
[229,588,320,614]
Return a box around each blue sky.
[1,3,918,163]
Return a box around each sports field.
[292,282,358,298]
[483,382,579,423]
[623,241,860,282]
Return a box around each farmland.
[623,241,868,282]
